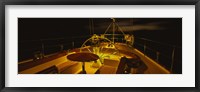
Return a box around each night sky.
[18,18,182,46]
[18,18,182,73]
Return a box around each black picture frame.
[0,0,199,92]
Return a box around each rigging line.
[114,23,126,36]
[116,21,130,35]
[104,23,112,34]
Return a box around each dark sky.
[18,18,182,46]
[18,18,182,73]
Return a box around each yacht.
[18,18,181,74]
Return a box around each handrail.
[19,35,91,43]
[104,35,181,73]
[135,37,181,48]
[19,34,181,73]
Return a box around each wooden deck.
[18,42,170,74]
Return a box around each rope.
[114,23,126,36]
[104,23,112,34]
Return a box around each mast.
[112,18,115,43]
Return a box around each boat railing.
[102,35,182,74]
[19,34,181,73]
[133,37,181,74]
[19,36,90,61]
